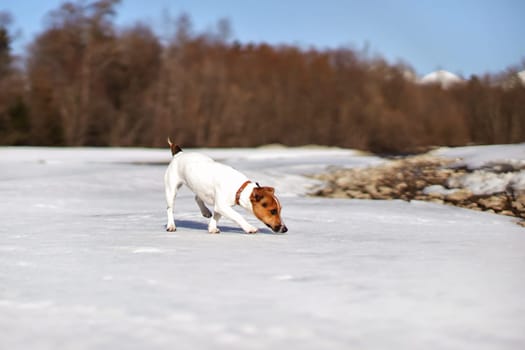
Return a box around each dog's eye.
[270,209,278,215]
[262,203,268,208]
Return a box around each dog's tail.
[167,138,182,156]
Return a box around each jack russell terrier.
[164,140,288,234]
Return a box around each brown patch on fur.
[167,138,182,156]
[250,186,284,232]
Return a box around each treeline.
[1,0,524,153]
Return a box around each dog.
[164,139,288,234]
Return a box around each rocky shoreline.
[310,155,525,227]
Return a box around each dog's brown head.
[250,186,288,233]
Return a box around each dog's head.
[250,186,288,233]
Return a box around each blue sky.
[2,0,524,76]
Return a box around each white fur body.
[164,152,259,233]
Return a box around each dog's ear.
[255,183,274,194]
[251,186,275,202]
[251,187,264,202]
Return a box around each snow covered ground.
[430,144,525,197]
[1,145,524,350]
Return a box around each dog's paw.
[166,225,177,232]
[208,227,221,234]
[244,226,258,234]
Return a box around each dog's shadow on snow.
[174,219,274,234]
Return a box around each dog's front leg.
[215,203,258,234]
[208,212,222,234]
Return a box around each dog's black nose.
[280,225,288,233]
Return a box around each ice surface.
[1,146,524,350]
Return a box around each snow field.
[1,146,524,350]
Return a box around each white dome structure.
[517,70,525,85]
[420,70,463,88]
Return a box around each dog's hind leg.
[165,180,182,232]
[195,196,212,218]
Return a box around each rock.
[512,201,525,215]
[428,192,444,200]
[347,191,372,199]
[364,184,379,195]
[316,187,334,196]
[415,180,426,189]
[331,189,349,198]
[335,176,353,188]
[468,203,483,211]
[512,194,525,214]
[378,186,394,196]
[395,182,408,192]
[445,189,472,203]
[428,198,444,204]
[477,194,508,212]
